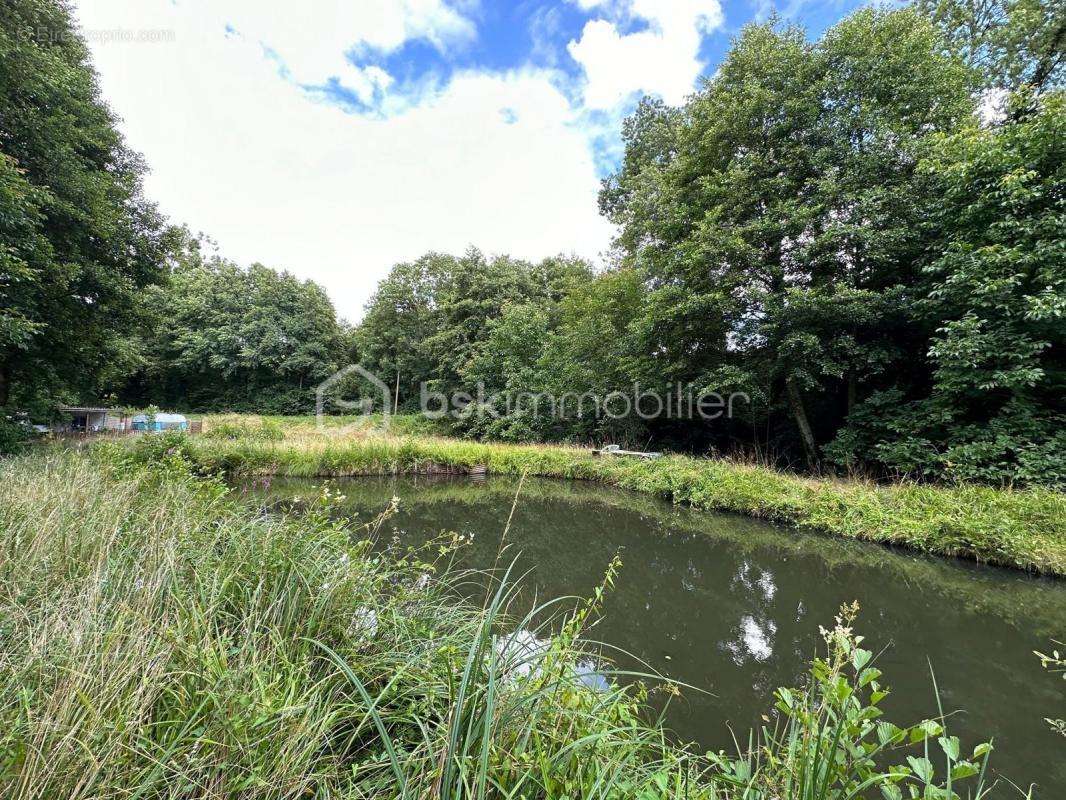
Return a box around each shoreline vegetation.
[0,445,1005,798]
[135,414,1066,577]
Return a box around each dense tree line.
[1,0,1061,483]
[121,231,348,413]
[354,5,1064,484]
[597,6,1064,482]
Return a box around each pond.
[241,474,1066,795]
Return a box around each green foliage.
[0,0,173,408]
[446,267,652,444]
[584,5,1062,483]
[93,428,198,479]
[0,411,31,455]
[203,418,286,442]
[918,0,1064,93]
[125,231,348,413]
[353,248,596,415]
[711,603,995,799]
[828,96,1065,484]
[456,302,556,441]
[602,8,979,471]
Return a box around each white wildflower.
[349,606,378,640]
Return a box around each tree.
[829,94,1065,483]
[448,267,653,444]
[456,303,554,441]
[0,152,49,405]
[919,0,1065,94]
[538,268,647,442]
[423,250,546,393]
[354,250,595,412]
[351,253,448,411]
[603,9,974,468]
[127,231,346,413]
[0,0,171,410]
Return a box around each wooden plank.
[592,446,662,459]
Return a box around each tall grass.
[0,445,1012,798]
[113,421,1066,576]
[0,449,702,797]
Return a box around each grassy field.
[0,445,1003,798]
[153,413,1066,576]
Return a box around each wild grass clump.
[203,416,286,441]
[200,412,445,440]
[120,421,1066,575]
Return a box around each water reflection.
[720,560,779,664]
[724,615,776,664]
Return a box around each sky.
[72,0,865,321]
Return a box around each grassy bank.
[0,446,1004,798]
[159,415,1065,575]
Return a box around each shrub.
[711,603,995,799]
[0,413,32,456]
[204,418,285,441]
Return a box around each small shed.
[131,412,188,431]
[57,406,131,433]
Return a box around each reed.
[0,450,698,798]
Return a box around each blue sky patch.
[238,0,873,176]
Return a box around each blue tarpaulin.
[131,413,188,431]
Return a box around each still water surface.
[244,474,1066,795]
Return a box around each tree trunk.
[0,360,9,408]
[1008,19,1065,121]
[1027,19,1066,95]
[785,376,819,471]
[847,373,856,415]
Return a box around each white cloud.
[215,0,474,83]
[191,1,475,109]
[72,0,613,321]
[567,0,723,109]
